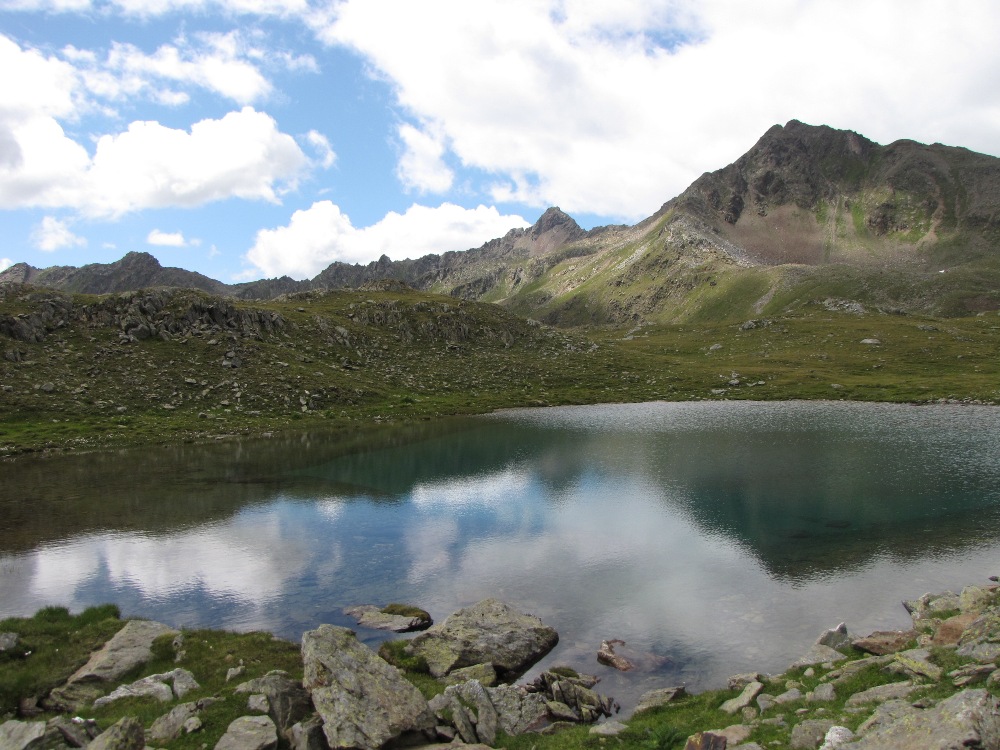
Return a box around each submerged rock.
[406,599,558,679]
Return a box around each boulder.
[815,623,853,652]
[807,683,836,703]
[956,605,1000,662]
[819,726,855,749]
[289,716,328,750]
[932,613,978,646]
[91,668,200,708]
[88,717,145,750]
[791,720,836,749]
[481,684,550,735]
[684,731,727,750]
[149,702,201,743]
[852,630,917,655]
[67,620,178,684]
[885,648,943,682]
[635,686,687,714]
[301,624,434,750]
[590,720,629,737]
[845,681,920,706]
[235,670,313,736]
[406,599,558,679]
[721,681,763,714]
[789,644,845,669]
[441,662,498,687]
[841,689,1000,749]
[214,715,278,750]
[0,720,45,750]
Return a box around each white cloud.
[0,257,14,271]
[31,216,87,251]
[1,0,310,15]
[319,0,1000,220]
[396,122,453,193]
[245,201,529,279]
[147,229,188,246]
[305,130,336,168]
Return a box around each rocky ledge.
[1,584,999,750]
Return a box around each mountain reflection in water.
[2,400,999,710]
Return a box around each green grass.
[0,605,124,715]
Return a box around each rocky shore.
[1,583,999,750]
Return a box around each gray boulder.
[791,719,836,749]
[66,620,178,683]
[92,668,199,708]
[301,624,434,750]
[851,630,917,656]
[0,720,45,750]
[235,670,313,736]
[481,684,550,735]
[88,717,145,750]
[214,716,278,750]
[635,686,687,714]
[841,689,1000,749]
[721,681,763,714]
[149,702,202,743]
[406,599,558,679]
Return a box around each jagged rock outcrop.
[301,624,434,750]
[405,598,559,679]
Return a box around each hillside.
[2,121,999,324]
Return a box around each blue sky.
[1,0,999,283]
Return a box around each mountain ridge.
[4,120,999,322]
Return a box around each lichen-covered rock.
[635,686,687,714]
[441,662,498,687]
[343,605,432,633]
[0,720,45,750]
[214,715,278,750]
[841,689,1000,749]
[88,717,145,750]
[721,681,763,714]
[301,624,434,750]
[92,668,199,708]
[851,630,917,656]
[791,719,836,749]
[70,620,179,684]
[235,670,313,736]
[406,599,558,679]
[149,702,201,743]
[482,684,550,735]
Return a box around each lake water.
[3,400,1000,713]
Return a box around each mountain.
[5,120,999,322]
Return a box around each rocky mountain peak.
[531,207,582,238]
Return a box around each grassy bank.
[1,284,999,457]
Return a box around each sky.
[1,1,999,283]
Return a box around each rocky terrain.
[4,121,999,326]
[2,582,999,750]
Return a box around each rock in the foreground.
[406,599,558,678]
[840,689,1000,749]
[301,624,434,750]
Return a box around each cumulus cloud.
[31,216,87,251]
[0,257,14,271]
[245,201,528,279]
[396,123,453,194]
[305,130,336,168]
[319,0,1000,219]
[147,229,190,246]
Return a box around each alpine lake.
[3,400,1000,715]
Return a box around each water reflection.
[2,401,1000,708]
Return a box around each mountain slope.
[4,121,999,323]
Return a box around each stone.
[818,726,855,749]
[249,694,270,712]
[684,731,727,749]
[932,612,978,645]
[590,720,629,736]
[956,605,1000,660]
[48,715,101,747]
[808,683,836,702]
[852,630,917,655]
[815,623,852,652]
[446,680,501,745]
[597,639,633,671]
[226,665,246,682]
[721,681,764,714]
[845,680,919,706]
[713,724,752,744]
[790,644,846,669]
[859,339,881,345]
[635,686,687,714]
[728,672,765,691]
[0,720,45,750]
[886,648,943,681]
[840,689,1000,749]
[774,688,803,705]
[68,620,179,684]
[289,717,328,750]
[88,717,145,750]
[41,682,105,713]
[756,693,775,712]
[406,599,558,679]
[948,663,996,687]
[791,720,836,749]
[959,585,995,613]
[149,702,201,743]
[235,670,313,736]
[546,700,579,722]
[214,715,278,750]
[0,633,18,652]
[903,591,960,621]
[92,668,199,708]
[853,699,915,735]
[483,684,550,735]
[827,655,893,684]
[441,662,498,687]
[301,624,434,750]
[343,605,432,632]
[183,716,203,734]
